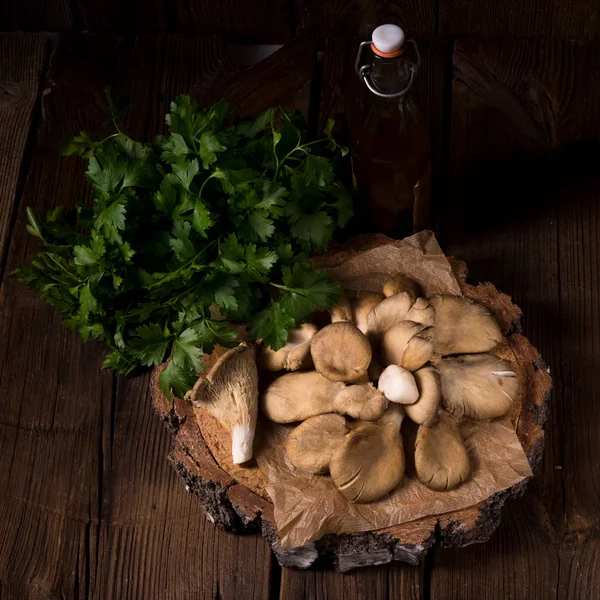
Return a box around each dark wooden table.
[0,33,598,599]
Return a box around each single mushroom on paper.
[261,372,388,423]
[330,403,406,503]
[414,411,471,491]
[310,322,372,383]
[184,343,259,465]
[258,323,318,372]
[285,414,349,474]
[438,354,519,420]
[430,295,503,355]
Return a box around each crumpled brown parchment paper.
[252,231,533,549]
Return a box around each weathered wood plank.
[0,1,73,31]
[0,34,47,277]
[440,0,600,39]
[95,374,273,599]
[0,35,120,599]
[431,495,559,599]
[280,562,424,599]
[432,36,600,597]
[91,34,277,600]
[76,0,291,42]
[295,0,435,39]
[558,533,600,599]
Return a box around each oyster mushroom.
[383,273,421,300]
[261,371,345,423]
[353,291,386,334]
[381,321,434,371]
[378,364,419,404]
[184,343,258,464]
[333,383,388,420]
[405,297,436,327]
[330,290,353,323]
[310,322,372,383]
[262,373,387,423]
[258,323,317,371]
[331,290,385,334]
[330,403,405,503]
[404,366,441,425]
[286,414,348,474]
[414,411,471,491]
[430,295,503,355]
[438,354,519,420]
[366,291,414,344]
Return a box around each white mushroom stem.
[231,423,255,464]
[378,364,419,404]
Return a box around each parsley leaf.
[15,98,352,398]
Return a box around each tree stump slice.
[151,236,552,572]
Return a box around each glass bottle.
[353,25,431,237]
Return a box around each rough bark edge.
[150,254,552,572]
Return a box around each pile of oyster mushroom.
[185,273,520,505]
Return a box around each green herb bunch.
[12,95,352,398]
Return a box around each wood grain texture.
[0,35,47,277]
[431,494,559,599]
[435,37,600,596]
[0,34,118,600]
[76,0,291,41]
[440,0,600,39]
[0,33,275,600]
[280,562,423,599]
[295,0,435,39]
[0,1,73,31]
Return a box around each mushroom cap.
[405,297,436,327]
[429,295,503,355]
[310,322,372,383]
[330,404,405,503]
[381,321,433,370]
[333,383,388,421]
[184,343,259,464]
[405,366,441,425]
[383,273,421,300]
[378,364,419,404]
[415,411,471,491]
[257,323,318,372]
[366,291,414,343]
[285,414,348,474]
[261,370,345,423]
[330,290,353,323]
[438,353,519,420]
[353,291,385,334]
[402,329,434,371]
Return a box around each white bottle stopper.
[372,24,405,55]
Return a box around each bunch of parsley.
[12,96,352,398]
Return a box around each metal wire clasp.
[355,39,421,99]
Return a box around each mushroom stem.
[231,423,255,464]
